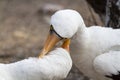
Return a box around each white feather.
[71,22,120,80]
[51,9,84,38]
[94,51,120,76]
[0,48,72,80]
[51,9,120,80]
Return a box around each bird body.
[70,26,120,80]
[0,48,72,80]
[50,9,120,80]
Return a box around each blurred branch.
[105,0,120,28]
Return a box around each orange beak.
[61,39,70,52]
[39,26,71,58]
[39,30,61,58]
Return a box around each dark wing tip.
[106,72,120,80]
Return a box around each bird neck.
[73,22,87,42]
[70,23,90,58]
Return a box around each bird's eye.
[50,25,54,34]
[50,25,54,31]
[49,25,64,40]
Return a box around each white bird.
[0,39,72,80]
[44,9,120,80]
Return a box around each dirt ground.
[0,0,104,80]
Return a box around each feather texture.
[0,48,72,80]
[51,9,120,80]
[71,26,120,80]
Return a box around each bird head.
[39,9,84,58]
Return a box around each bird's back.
[71,26,120,80]
[88,26,120,52]
[0,48,72,80]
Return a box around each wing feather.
[94,51,120,80]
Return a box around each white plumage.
[0,48,72,80]
[51,9,83,38]
[51,9,120,80]
[70,22,120,80]
[94,51,120,76]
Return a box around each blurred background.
[0,0,111,80]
